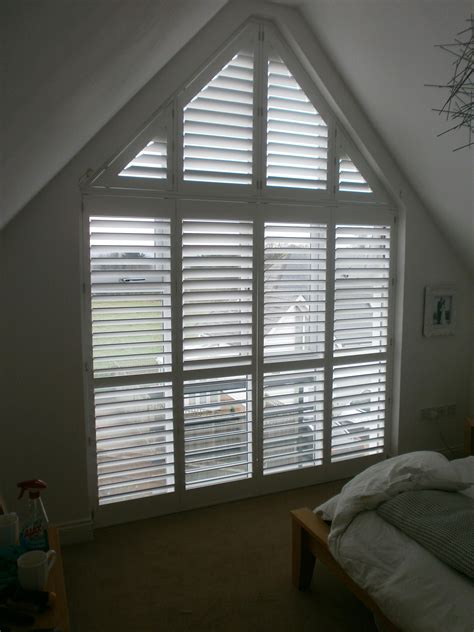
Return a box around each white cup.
[0,513,19,546]
[17,549,56,591]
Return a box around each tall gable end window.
[84,20,396,524]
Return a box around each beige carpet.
[63,480,377,632]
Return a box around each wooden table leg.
[292,514,315,590]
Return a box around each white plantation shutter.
[331,222,391,463]
[333,225,391,357]
[263,368,324,474]
[89,215,174,506]
[183,49,254,184]
[89,217,172,377]
[331,361,386,461]
[264,222,326,361]
[261,218,327,476]
[184,375,252,489]
[182,218,253,370]
[338,154,372,193]
[266,53,328,189]
[119,136,167,180]
[94,382,174,504]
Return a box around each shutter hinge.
[391,276,396,287]
[84,361,90,372]
[82,282,87,295]
[87,435,92,447]
[389,337,394,347]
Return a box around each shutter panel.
[95,382,174,504]
[184,375,252,489]
[119,136,167,180]
[334,224,391,357]
[183,49,254,184]
[338,154,372,193]
[89,216,172,378]
[264,222,326,362]
[266,53,328,189]
[331,361,386,461]
[182,219,253,370]
[263,368,324,474]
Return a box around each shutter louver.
[263,368,324,474]
[338,154,372,193]
[119,136,167,180]
[266,53,328,189]
[331,361,386,461]
[95,382,174,504]
[334,225,391,357]
[264,222,326,362]
[89,216,172,378]
[183,49,254,184]
[184,375,252,489]
[182,219,253,370]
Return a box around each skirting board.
[58,518,94,545]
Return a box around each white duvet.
[315,452,474,632]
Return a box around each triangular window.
[89,107,171,190]
[182,48,254,185]
[334,128,387,200]
[89,23,388,202]
[338,153,372,193]
[266,52,328,190]
[119,135,167,180]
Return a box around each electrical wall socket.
[420,404,457,421]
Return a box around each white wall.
[1,0,473,530]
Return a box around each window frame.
[80,18,397,527]
[82,194,396,526]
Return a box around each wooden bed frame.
[291,508,400,632]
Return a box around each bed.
[291,451,474,632]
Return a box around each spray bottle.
[17,480,49,551]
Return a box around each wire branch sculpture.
[425,16,473,151]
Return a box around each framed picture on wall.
[423,285,456,337]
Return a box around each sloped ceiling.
[1,0,472,274]
[0,0,226,227]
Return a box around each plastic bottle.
[17,480,49,551]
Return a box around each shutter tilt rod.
[120,277,146,283]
